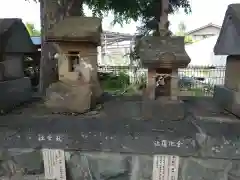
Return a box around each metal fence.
[98,65,226,96]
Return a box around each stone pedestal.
[224,55,240,90]
[45,80,93,113]
[213,85,240,117]
[0,77,32,113]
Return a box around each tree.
[175,21,193,44]
[28,0,191,35]
[178,21,186,35]
[26,0,191,94]
[25,22,41,36]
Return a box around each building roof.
[46,16,102,45]
[214,4,240,55]
[31,36,41,46]
[187,23,221,35]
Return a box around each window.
[68,51,79,72]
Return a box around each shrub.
[100,71,130,90]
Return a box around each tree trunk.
[39,0,84,95]
[158,0,169,36]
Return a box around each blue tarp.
[31,36,41,45]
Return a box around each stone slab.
[213,85,240,117]
[1,113,240,159]
[0,77,32,113]
[103,98,185,121]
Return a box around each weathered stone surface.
[138,36,190,68]
[103,97,185,121]
[0,77,32,112]
[65,153,240,180]
[214,4,240,55]
[213,85,240,116]
[45,81,93,113]
[1,150,240,180]
[54,43,102,113]
[46,16,102,45]
[1,97,240,179]
[213,85,235,108]
[224,56,240,90]
[141,98,185,120]
[0,149,43,179]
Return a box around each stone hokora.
[0,18,35,112]
[138,36,190,100]
[45,17,103,113]
[213,4,240,116]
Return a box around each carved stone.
[138,36,190,68]
[46,16,102,45]
[45,16,103,113]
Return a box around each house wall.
[189,26,221,41]
[224,55,240,91]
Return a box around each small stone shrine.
[0,18,35,112]
[137,0,190,101]
[138,36,191,100]
[45,16,103,113]
[213,4,240,117]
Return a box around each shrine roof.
[46,17,102,45]
[0,18,36,53]
[214,4,240,55]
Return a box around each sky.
[0,0,239,34]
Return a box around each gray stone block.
[213,85,234,108]
[0,77,32,112]
[213,85,240,116]
[103,98,185,121]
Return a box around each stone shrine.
[45,16,103,113]
[213,4,240,117]
[138,36,191,100]
[0,18,36,112]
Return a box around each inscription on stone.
[37,134,63,142]
[153,139,196,149]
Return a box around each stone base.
[213,85,240,116]
[103,97,185,121]
[0,77,32,113]
[45,81,95,113]
[142,98,184,120]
